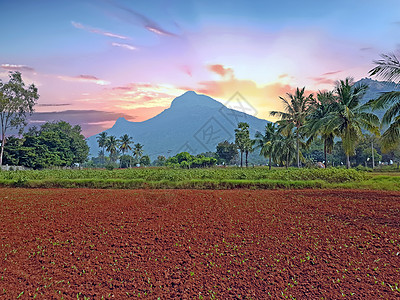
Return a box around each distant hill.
[87,91,270,159]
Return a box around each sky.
[1,0,400,137]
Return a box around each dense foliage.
[165,152,217,168]
[0,71,39,166]
[3,121,88,169]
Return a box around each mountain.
[87,91,270,159]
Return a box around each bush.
[105,164,115,171]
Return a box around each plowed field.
[0,188,399,299]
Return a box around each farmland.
[0,188,399,299]
[2,167,400,190]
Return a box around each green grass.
[0,167,389,190]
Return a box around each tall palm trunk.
[0,136,5,166]
[324,140,327,168]
[346,154,350,169]
[371,141,375,169]
[240,151,243,167]
[269,154,272,170]
[245,150,248,167]
[286,151,289,169]
[296,133,300,168]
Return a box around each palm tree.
[325,78,380,168]
[254,123,278,169]
[270,87,315,168]
[305,91,336,167]
[274,128,297,168]
[235,122,250,167]
[106,135,119,162]
[133,143,144,164]
[96,132,108,164]
[119,134,133,155]
[369,53,400,151]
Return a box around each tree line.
[234,53,400,169]
[92,132,150,168]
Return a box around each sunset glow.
[1,0,399,136]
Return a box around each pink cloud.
[208,64,234,78]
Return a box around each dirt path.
[0,189,399,299]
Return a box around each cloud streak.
[58,74,110,85]
[71,21,129,40]
[111,42,137,51]
[1,64,35,72]
[37,103,71,107]
[109,2,177,37]
[322,70,342,76]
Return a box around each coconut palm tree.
[254,123,279,169]
[270,87,315,168]
[325,78,380,168]
[133,143,144,164]
[305,91,336,167]
[96,132,108,164]
[234,122,251,167]
[369,53,400,151]
[106,135,119,162]
[274,128,297,168]
[119,134,133,155]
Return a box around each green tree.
[305,91,336,167]
[235,122,251,167]
[0,71,39,166]
[133,143,144,164]
[270,87,315,168]
[106,136,119,162]
[216,140,238,165]
[274,128,296,168]
[40,121,89,165]
[325,78,380,168]
[2,136,23,165]
[254,123,278,169]
[119,154,133,168]
[369,53,400,151]
[96,132,108,164]
[119,134,133,155]
[18,121,89,169]
[153,155,166,166]
[140,155,151,166]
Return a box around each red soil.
[0,188,399,299]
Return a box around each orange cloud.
[208,64,234,78]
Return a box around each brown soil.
[0,188,399,299]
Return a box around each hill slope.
[87,91,269,159]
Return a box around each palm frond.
[369,53,400,83]
[380,117,400,152]
[382,101,400,125]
